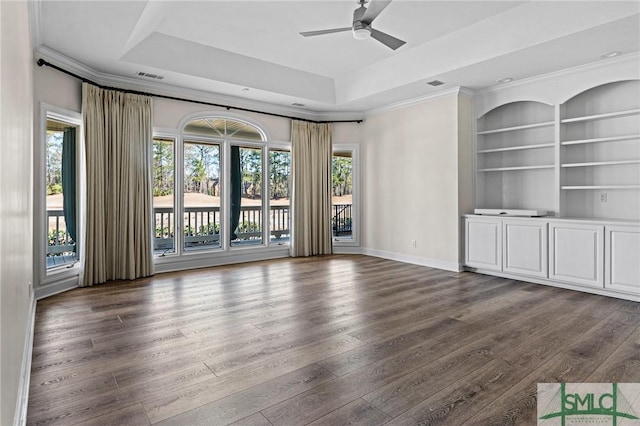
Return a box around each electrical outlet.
[599,193,608,203]
[411,240,417,248]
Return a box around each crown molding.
[365,86,471,117]
[477,51,640,96]
[458,87,475,99]
[28,0,43,51]
[34,47,366,123]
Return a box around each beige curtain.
[81,83,154,286]
[290,120,333,257]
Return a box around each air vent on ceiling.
[426,80,444,87]
[292,102,306,107]
[137,71,164,80]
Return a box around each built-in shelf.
[477,121,555,135]
[562,160,640,168]
[561,185,640,190]
[477,143,555,154]
[561,108,640,124]
[478,165,555,172]
[561,134,640,146]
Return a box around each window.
[269,148,291,243]
[154,115,290,262]
[183,140,222,251]
[152,137,175,255]
[332,146,358,243]
[45,117,80,269]
[231,145,264,246]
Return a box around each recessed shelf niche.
[476,101,556,214]
[560,80,640,221]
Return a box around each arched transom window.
[183,117,265,141]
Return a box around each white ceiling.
[35,0,640,115]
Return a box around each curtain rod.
[36,58,363,125]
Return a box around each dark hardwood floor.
[27,255,640,425]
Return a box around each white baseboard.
[14,293,36,426]
[154,247,291,274]
[332,246,363,255]
[340,247,463,272]
[35,275,79,300]
[466,267,640,302]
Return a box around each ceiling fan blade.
[362,0,392,25]
[300,27,352,37]
[370,28,406,50]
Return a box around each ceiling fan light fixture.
[353,26,370,40]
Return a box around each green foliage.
[270,150,290,199]
[183,143,220,196]
[153,140,174,196]
[332,156,353,196]
[48,229,74,246]
[240,147,262,198]
[237,221,261,233]
[47,183,63,195]
[184,223,220,236]
[46,130,63,196]
[155,226,173,239]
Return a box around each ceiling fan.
[300,0,406,50]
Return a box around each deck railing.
[47,209,76,256]
[153,204,291,250]
[332,203,352,237]
[47,203,352,255]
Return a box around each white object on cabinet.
[549,222,604,288]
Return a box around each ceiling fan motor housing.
[352,4,371,38]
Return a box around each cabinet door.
[605,226,640,294]
[503,220,548,278]
[465,218,501,271]
[549,223,604,288]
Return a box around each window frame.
[332,143,360,247]
[152,133,178,258]
[154,112,289,268]
[38,103,83,284]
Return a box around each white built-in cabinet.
[605,226,640,294]
[503,219,547,279]
[548,222,603,288]
[465,217,501,271]
[466,59,640,301]
[464,216,639,300]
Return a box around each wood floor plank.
[26,255,640,426]
[361,336,497,418]
[152,364,335,425]
[382,358,530,426]
[75,403,151,426]
[141,334,361,423]
[587,326,640,382]
[307,398,391,426]
[318,318,464,376]
[260,331,489,425]
[228,413,273,426]
[461,351,606,426]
